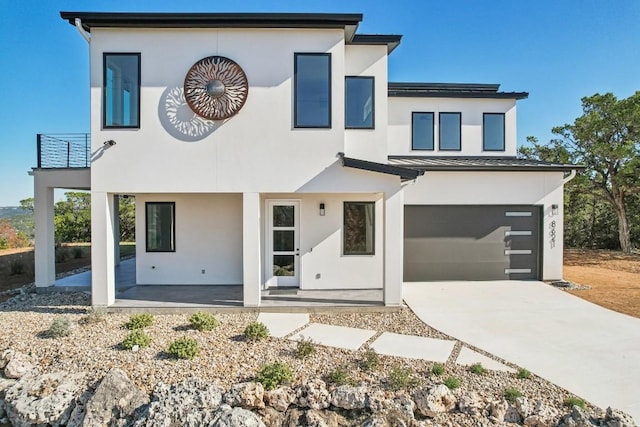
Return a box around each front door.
[265,200,300,287]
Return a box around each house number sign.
[549,220,557,248]
[184,56,249,121]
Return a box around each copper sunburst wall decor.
[183,56,249,121]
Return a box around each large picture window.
[412,112,434,150]
[103,53,140,128]
[344,202,375,255]
[483,113,505,151]
[146,202,175,252]
[294,53,331,128]
[439,112,461,151]
[345,76,374,129]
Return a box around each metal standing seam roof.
[388,82,529,100]
[338,153,424,181]
[387,156,583,172]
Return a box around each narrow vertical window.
[146,202,175,252]
[103,53,140,128]
[345,76,374,129]
[439,112,461,150]
[294,53,331,128]
[412,112,434,150]
[344,202,375,255]
[483,113,505,151]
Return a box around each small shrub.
[244,322,270,341]
[45,317,72,338]
[504,387,523,403]
[517,368,531,379]
[564,396,586,409]
[167,337,199,360]
[388,366,421,391]
[125,313,154,330]
[469,363,486,375]
[431,363,446,376]
[9,259,27,275]
[295,337,316,359]
[360,348,380,371]
[256,362,292,390]
[72,246,84,259]
[122,329,151,350]
[328,366,353,386]
[443,376,461,390]
[55,246,70,263]
[80,307,108,325]
[189,311,219,331]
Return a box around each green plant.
[80,307,108,325]
[388,366,420,391]
[256,362,292,390]
[504,387,523,403]
[9,259,26,275]
[443,376,461,390]
[469,363,486,375]
[55,246,70,263]
[189,311,219,332]
[517,368,531,379]
[72,246,84,259]
[167,337,200,360]
[328,366,353,386]
[295,337,316,359]
[122,329,151,350]
[431,363,446,376]
[125,313,154,330]
[244,322,270,341]
[45,317,72,338]
[360,348,380,371]
[564,397,586,409]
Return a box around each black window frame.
[343,201,375,256]
[345,76,375,129]
[411,112,435,151]
[293,52,332,129]
[145,202,176,253]
[483,112,506,151]
[102,52,141,129]
[438,112,462,151]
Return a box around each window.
[412,112,434,150]
[294,53,331,128]
[483,113,505,151]
[103,53,140,128]
[146,202,175,252]
[439,112,461,150]
[345,76,374,129]
[344,202,375,255]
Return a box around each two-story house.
[31,12,578,307]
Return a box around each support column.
[242,192,261,307]
[384,189,404,306]
[113,195,120,266]
[34,177,55,287]
[91,192,116,306]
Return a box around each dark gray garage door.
[404,205,540,281]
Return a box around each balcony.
[36,133,90,169]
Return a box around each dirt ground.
[564,248,640,319]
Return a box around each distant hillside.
[0,207,28,219]
[0,207,34,241]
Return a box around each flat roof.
[388,156,581,172]
[388,82,528,100]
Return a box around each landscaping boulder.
[523,400,560,427]
[557,405,599,427]
[303,409,349,427]
[212,405,266,427]
[413,384,456,417]
[264,386,296,412]
[458,392,485,416]
[296,379,330,410]
[224,381,265,409]
[2,349,36,379]
[604,407,637,427]
[330,385,367,410]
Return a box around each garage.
[404,205,541,281]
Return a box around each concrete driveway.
[403,281,640,421]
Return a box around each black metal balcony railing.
[37,133,91,169]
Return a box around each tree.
[19,198,34,213]
[54,192,91,243]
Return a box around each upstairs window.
[103,53,140,128]
[412,112,434,150]
[146,202,175,252]
[344,202,375,255]
[483,113,505,151]
[439,112,461,151]
[294,53,331,128]
[345,76,374,129]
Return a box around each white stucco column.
[242,192,261,307]
[34,178,55,287]
[91,191,116,306]
[113,195,120,266]
[384,189,404,306]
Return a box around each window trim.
[438,112,462,151]
[102,52,141,129]
[343,201,375,256]
[293,52,332,129]
[145,202,176,253]
[483,112,506,152]
[345,76,375,129]
[411,112,435,151]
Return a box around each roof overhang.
[388,156,583,172]
[388,82,528,100]
[350,34,402,54]
[339,153,423,181]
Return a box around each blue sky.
[0,0,638,206]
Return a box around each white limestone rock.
[330,385,367,410]
[264,386,295,412]
[211,405,266,427]
[296,379,330,410]
[224,381,265,409]
[413,384,457,417]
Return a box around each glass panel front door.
[266,200,300,287]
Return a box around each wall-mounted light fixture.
[551,204,559,216]
[319,203,325,216]
[103,139,116,147]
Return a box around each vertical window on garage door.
[344,202,375,255]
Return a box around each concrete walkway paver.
[456,346,515,373]
[257,313,309,338]
[370,332,455,362]
[289,323,376,350]
[403,281,640,422]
